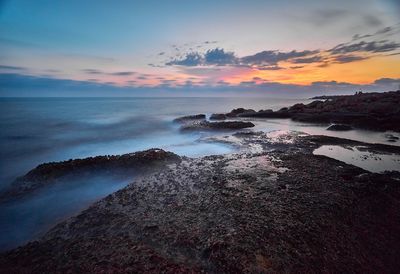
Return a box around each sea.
[0,96,399,250]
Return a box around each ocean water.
[0,97,310,188]
[0,96,399,250]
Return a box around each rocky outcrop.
[238,109,290,118]
[0,149,181,202]
[223,91,400,132]
[1,133,399,273]
[173,114,206,123]
[180,121,255,131]
[326,124,353,131]
[226,108,256,117]
[209,113,227,120]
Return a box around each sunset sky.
[0,0,399,96]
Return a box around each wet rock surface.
[223,91,400,132]
[174,114,206,123]
[386,134,399,143]
[181,121,255,131]
[209,113,227,120]
[0,149,181,202]
[326,124,353,131]
[1,132,400,273]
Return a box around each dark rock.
[288,103,305,112]
[181,121,255,131]
[258,109,273,113]
[0,149,181,202]
[327,124,353,131]
[173,114,206,123]
[209,113,227,120]
[214,91,400,131]
[240,110,291,118]
[238,109,272,117]
[278,107,288,112]
[226,108,255,117]
[292,113,331,123]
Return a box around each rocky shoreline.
[1,131,399,273]
[1,91,400,273]
[209,90,400,132]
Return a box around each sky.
[0,0,399,97]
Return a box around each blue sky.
[0,0,399,96]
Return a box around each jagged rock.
[173,114,206,123]
[226,108,255,117]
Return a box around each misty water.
[0,97,399,250]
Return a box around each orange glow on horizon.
[221,55,400,86]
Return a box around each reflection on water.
[251,118,400,146]
[313,145,400,173]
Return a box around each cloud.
[163,25,399,70]
[311,80,354,87]
[166,48,236,66]
[204,48,236,65]
[352,34,372,41]
[240,50,319,66]
[166,52,203,66]
[330,40,400,54]
[332,54,368,63]
[291,56,324,64]
[148,63,164,68]
[108,71,135,76]
[257,65,285,70]
[82,69,135,76]
[2,73,399,98]
[239,81,256,86]
[352,24,399,42]
[158,25,400,72]
[375,26,392,35]
[165,48,322,69]
[373,78,400,85]
[0,65,26,70]
[82,69,103,74]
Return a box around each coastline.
[1,131,400,272]
[1,91,400,272]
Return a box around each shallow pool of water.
[313,145,400,173]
